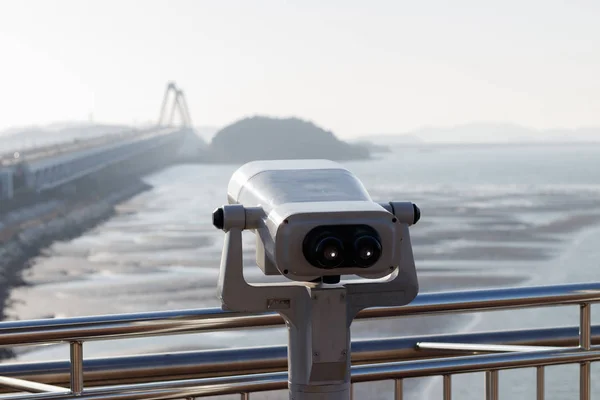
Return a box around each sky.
[0,0,599,139]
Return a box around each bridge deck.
[0,127,177,167]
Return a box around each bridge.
[0,82,204,207]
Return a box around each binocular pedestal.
[285,285,352,400]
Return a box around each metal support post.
[285,286,351,400]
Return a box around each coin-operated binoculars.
[213,159,420,400]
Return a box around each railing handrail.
[0,282,598,347]
[0,325,598,389]
[1,348,600,400]
[0,282,597,399]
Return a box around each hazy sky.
[1,0,599,138]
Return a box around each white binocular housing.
[215,159,420,283]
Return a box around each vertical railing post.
[70,341,84,395]
[536,366,545,400]
[579,303,591,400]
[443,375,452,400]
[394,379,403,400]
[485,370,499,400]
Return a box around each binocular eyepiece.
[302,225,383,270]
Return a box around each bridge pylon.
[158,82,192,127]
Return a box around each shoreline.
[0,179,153,358]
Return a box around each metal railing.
[0,282,598,399]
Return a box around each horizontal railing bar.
[0,312,273,347]
[362,282,600,319]
[0,377,68,394]
[350,348,600,381]
[0,282,598,346]
[1,325,599,389]
[0,371,288,400]
[2,348,600,400]
[416,342,562,353]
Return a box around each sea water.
[6,143,600,399]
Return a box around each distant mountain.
[209,116,370,163]
[541,127,600,143]
[360,123,600,144]
[410,123,535,143]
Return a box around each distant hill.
[408,123,535,143]
[209,116,370,163]
[360,123,600,144]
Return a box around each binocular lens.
[303,225,382,269]
[314,237,344,268]
[353,235,382,267]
